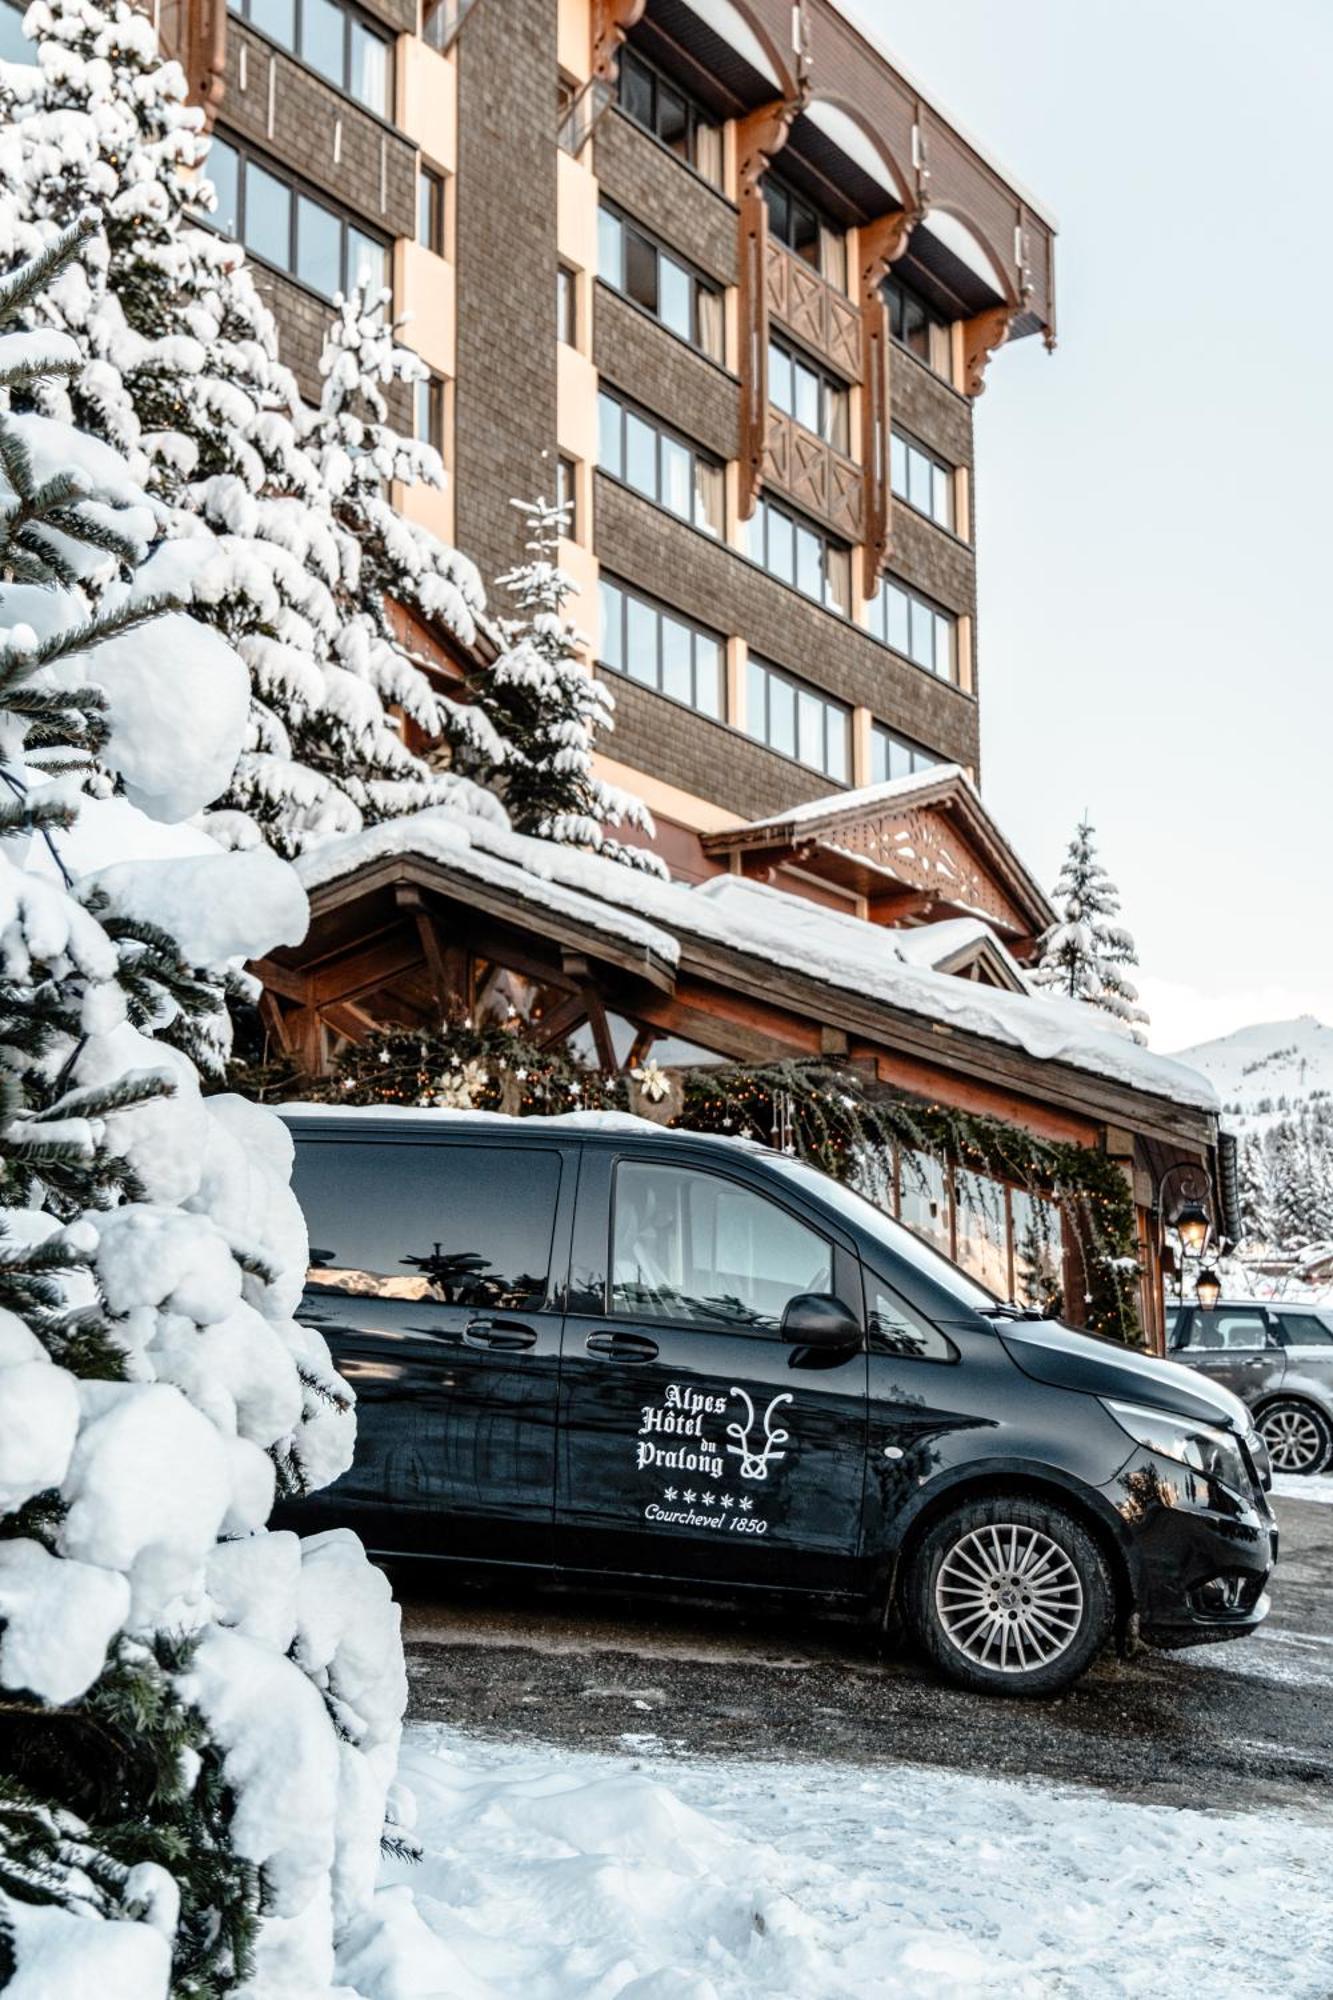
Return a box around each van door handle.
[585,1330,660,1363]
[464,1318,537,1351]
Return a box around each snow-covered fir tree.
[1032,817,1149,1043]
[482,497,665,874]
[0,230,410,1997]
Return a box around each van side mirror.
[781,1293,861,1350]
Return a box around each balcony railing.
[763,408,863,544]
[765,239,861,384]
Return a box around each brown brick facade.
[594,286,740,462]
[890,345,975,468]
[600,670,838,823]
[594,109,739,287]
[454,0,558,590]
[888,505,975,620]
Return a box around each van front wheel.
[904,1496,1114,1696]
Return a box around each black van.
[282,1109,1278,1695]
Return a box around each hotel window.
[557,264,577,345]
[891,429,955,532]
[745,656,849,782]
[556,454,578,537]
[768,337,850,454]
[870,724,939,784]
[867,574,957,681]
[417,165,445,256]
[597,391,723,536]
[597,204,724,363]
[884,272,952,380]
[763,173,847,292]
[745,494,851,615]
[415,372,445,455]
[204,136,390,300]
[226,0,392,117]
[598,578,723,719]
[616,44,723,186]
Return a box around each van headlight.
[1102,1398,1249,1497]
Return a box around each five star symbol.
[739,1496,754,1512]
[663,1486,678,1501]
[701,1491,716,1506]
[683,1489,697,1503]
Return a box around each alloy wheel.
[935,1522,1084,1673]
[1259,1403,1329,1474]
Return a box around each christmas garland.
[311,1025,1145,1345]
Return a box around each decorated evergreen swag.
[317,1025,1145,1345]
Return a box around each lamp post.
[1157,1162,1216,1302]
[1195,1267,1222,1313]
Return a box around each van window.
[612,1161,830,1331]
[1274,1311,1333,1348]
[1177,1309,1271,1352]
[766,1155,997,1312]
[293,1141,561,1312]
[867,1277,955,1362]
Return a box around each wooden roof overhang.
[701,772,1056,952]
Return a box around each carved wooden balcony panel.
[765,240,861,384]
[762,408,864,543]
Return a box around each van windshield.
[767,1156,999,1314]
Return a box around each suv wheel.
[1257,1399,1333,1476]
[904,1496,1114,1697]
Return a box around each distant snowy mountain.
[1172,1016,1333,1137]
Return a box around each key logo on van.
[725,1388,794,1482]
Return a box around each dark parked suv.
[282,1110,1277,1695]
[1167,1301,1333,1475]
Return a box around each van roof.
[278,1101,771,1155]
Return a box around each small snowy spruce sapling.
[0,231,409,1997]
[1032,817,1149,1044]
[483,497,666,874]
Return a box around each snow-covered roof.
[719,764,969,838]
[292,809,1218,1115]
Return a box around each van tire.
[903,1495,1115,1697]
[1256,1398,1333,1476]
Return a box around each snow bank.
[381,1724,1333,2000]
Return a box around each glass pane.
[745,658,765,740]
[658,254,691,340]
[598,206,623,284]
[908,444,933,514]
[934,611,954,679]
[660,433,691,519]
[347,228,388,293]
[824,544,850,615]
[885,581,909,653]
[249,0,294,47]
[768,340,792,415]
[869,1283,953,1361]
[793,358,819,434]
[295,1142,561,1313]
[899,1152,951,1259]
[767,507,794,584]
[296,194,341,298]
[825,702,848,781]
[955,1174,1010,1297]
[625,228,659,315]
[598,580,624,671]
[821,224,847,293]
[611,1161,829,1330]
[597,391,623,478]
[620,48,654,129]
[557,265,575,342]
[693,459,723,536]
[657,83,689,156]
[1012,1192,1063,1312]
[419,170,440,252]
[825,386,849,454]
[909,594,935,669]
[205,137,240,237]
[303,0,344,84]
[351,20,388,113]
[791,194,820,268]
[764,181,789,243]
[694,121,723,187]
[890,432,907,497]
[794,524,821,601]
[744,505,764,564]
[797,689,822,770]
[243,161,292,271]
[870,727,888,785]
[696,285,723,361]
[626,593,658,684]
[932,465,953,530]
[625,409,657,497]
[694,636,721,717]
[661,617,692,703]
[768,672,795,757]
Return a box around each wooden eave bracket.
[961,301,1016,399]
[736,88,809,522]
[591,0,647,79]
[858,204,919,593]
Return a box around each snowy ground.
[378,1723,1333,2000]
[1272,1471,1333,1505]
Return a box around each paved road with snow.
[399,1491,1333,1823]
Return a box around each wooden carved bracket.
[961,302,1015,398]
[159,0,227,126]
[591,0,647,81]
[736,92,807,521]
[858,206,918,594]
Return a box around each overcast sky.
[850,0,1332,1054]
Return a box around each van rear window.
[292,1141,561,1313]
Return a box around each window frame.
[768,335,850,455]
[418,163,446,256]
[870,722,940,786]
[883,272,951,379]
[556,454,579,538]
[745,492,852,616]
[597,574,724,721]
[557,262,578,346]
[615,42,722,187]
[866,572,958,682]
[414,370,445,455]
[744,654,850,783]
[226,0,394,119]
[596,388,724,537]
[608,1155,836,1337]
[203,132,391,302]
[890,425,957,534]
[763,170,847,292]
[597,201,724,363]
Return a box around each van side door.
[1171,1306,1284,1406]
[555,1147,868,1592]
[289,1134,572,1565]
